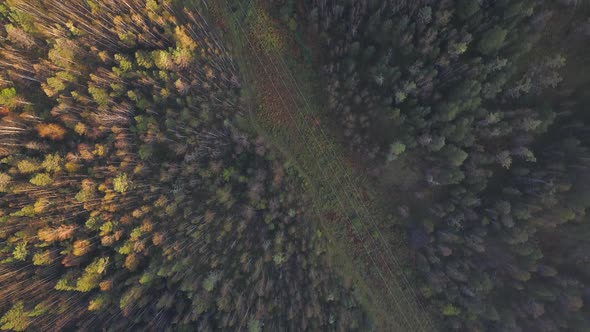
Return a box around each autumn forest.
[0,0,589,331]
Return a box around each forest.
[0,0,589,331]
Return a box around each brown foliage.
[38,225,75,243]
[35,123,66,140]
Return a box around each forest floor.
[207,1,435,331]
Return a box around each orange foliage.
[124,254,138,270]
[72,239,91,256]
[133,241,145,253]
[35,123,66,140]
[119,214,132,225]
[152,232,163,246]
[99,280,112,291]
[81,178,95,190]
[140,219,153,232]
[38,225,75,243]
[78,143,94,160]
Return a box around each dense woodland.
[2,0,590,331]
[0,0,367,331]
[300,0,590,330]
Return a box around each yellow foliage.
[174,26,197,51]
[205,66,215,80]
[65,161,80,173]
[88,298,104,311]
[93,144,105,156]
[33,197,49,213]
[0,173,11,192]
[154,195,167,208]
[74,122,86,135]
[73,239,91,256]
[103,192,116,203]
[17,159,40,174]
[32,251,52,266]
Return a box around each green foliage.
[442,145,468,167]
[0,87,17,107]
[222,167,235,181]
[135,50,154,68]
[88,86,109,106]
[138,144,152,160]
[442,304,461,316]
[273,253,285,265]
[389,141,406,160]
[114,54,133,72]
[75,258,108,292]
[247,319,262,332]
[203,271,221,292]
[12,242,27,261]
[477,26,508,55]
[311,1,590,330]
[457,0,480,19]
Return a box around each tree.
[0,87,18,108]
[417,7,432,24]
[442,145,468,166]
[0,302,29,331]
[387,141,406,161]
[203,271,221,292]
[30,173,53,186]
[42,153,62,172]
[17,159,40,174]
[113,173,129,193]
[73,239,91,256]
[88,86,109,106]
[457,0,480,19]
[35,123,66,140]
[0,173,11,192]
[477,26,508,55]
[497,151,512,169]
[153,50,173,70]
[76,257,109,292]
[248,319,262,332]
[32,251,52,266]
[12,242,27,261]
